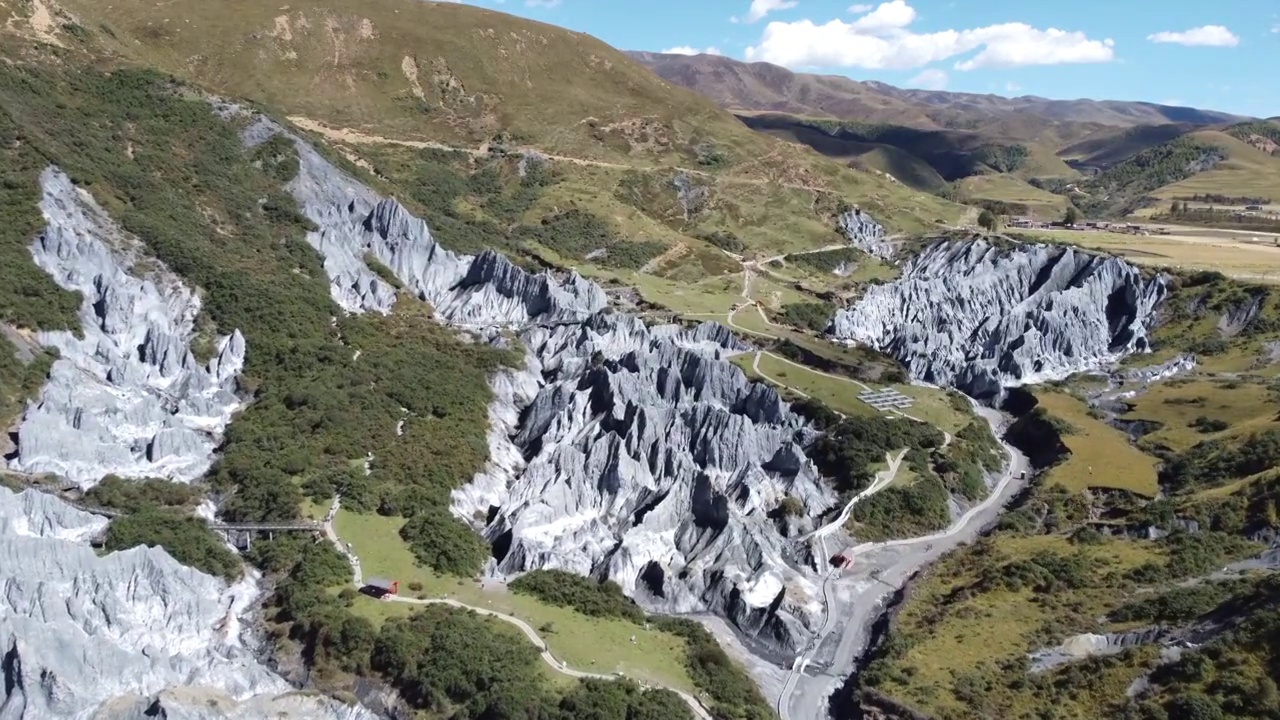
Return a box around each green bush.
[104,507,242,580]
[777,302,835,333]
[509,569,646,624]
[648,617,773,720]
[83,475,202,511]
[0,109,82,332]
[0,341,56,427]
[1189,416,1230,434]
[399,507,491,577]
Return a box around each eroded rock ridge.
[0,486,372,720]
[246,115,837,651]
[7,168,245,487]
[831,238,1167,398]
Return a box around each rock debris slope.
[6,168,245,487]
[0,486,372,720]
[245,115,837,651]
[831,238,1167,398]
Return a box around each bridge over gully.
[1,470,324,549]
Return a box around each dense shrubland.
[366,144,666,269]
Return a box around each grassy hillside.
[1058,123,1199,169]
[1152,130,1280,203]
[39,0,959,324]
[958,174,1070,219]
[850,277,1280,719]
[52,0,956,218]
[736,111,1079,213]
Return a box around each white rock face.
[248,116,836,651]
[6,168,245,488]
[838,209,892,260]
[831,238,1168,398]
[0,487,373,720]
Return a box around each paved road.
[321,498,714,720]
[779,405,1031,720]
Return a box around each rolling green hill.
[1038,127,1280,218]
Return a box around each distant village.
[1005,217,1174,235]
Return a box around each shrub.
[399,507,491,577]
[777,301,835,333]
[104,507,242,581]
[1188,416,1230,434]
[509,569,646,624]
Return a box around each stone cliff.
[830,238,1167,399]
[6,168,245,488]
[242,114,838,651]
[0,486,372,720]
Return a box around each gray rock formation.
[673,173,709,222]
[830,239,1167,399]
[1028,627,1170,673]
[246,115,837,651]
[1216,293,1264,337]
[837,208,892,261]
[0,486,372,720]
[6,168,245,488]
[1119,353,1196,384]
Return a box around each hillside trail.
[780,405,1031,720]
[320,496,714,720]
[287,116,828,194]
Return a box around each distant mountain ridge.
[628,51,1249,142]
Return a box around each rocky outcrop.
[6,168,245,488]
[831,239,1167,399]
[1028,628,1170,673]
[838,209,892,261]
[0,486,372,720]
[247,115,836,652]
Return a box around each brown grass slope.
[40,0,961,233]
[629,51,1248,144]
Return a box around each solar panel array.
[858,387,914,411]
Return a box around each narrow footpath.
[320,496,714,720]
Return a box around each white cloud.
[745,2,1115,71]
[1147,25,1239,47]
[662,46,724,56]
[849,0,915,32]
[848,3,873,12]
[908,68,948,90]
[1269,23,1279,33]
[525,0,561,7]
[740,0,798,24]
[1004,81,1022,93]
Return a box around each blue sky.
[446,0,1278,117]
